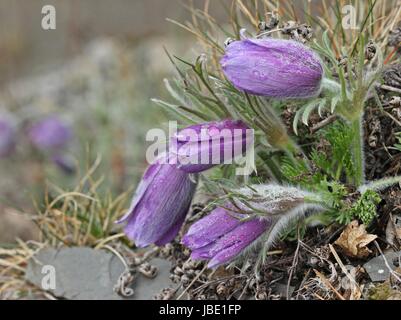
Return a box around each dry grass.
[0,240,45,299]
[0,156,131,299]
[170,0,401,70]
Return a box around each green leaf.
[151,98,199,124]
[331,95,340,113]
[293,106,305,136]
[318,98,327,117]
[302,99,320,125]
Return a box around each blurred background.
[0,0,228,243]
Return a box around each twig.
[373,241,401,283]
[296,268,312,300]
[310,114,338,133]
[329,244,361,299]
[383,110,401,127]
[176,265,207,300]
[379,84,401,95]
[314,269,345,300]
[256,28,284,38]
[313,292,325,300]
[287,236,301,300]
[238,279,250,300]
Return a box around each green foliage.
[335,206,355,225]
[282,122,355,186]
[394,132,401,152]
[317,122,356,181]
[334,189,381,225]
[281,157,310,185]
[318,179,348,211]
[346,190,381,225]
[281,120,383,226]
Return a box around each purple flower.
[117,157,197,247]
[170,119,253,173]
[182,206,270,268]
[0,116,16,158]
[221,38,323,99]
[52,154,76,175]
[28,116,72,151]
[182,184,319,268]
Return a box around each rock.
[363,251,401,282]
[26,247,174,300]
[132,258,175,300]
[0,207,39,243]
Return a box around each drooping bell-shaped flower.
[117,155,197,247]
[183,184,322,268]
[221,38,323,99]
[169,119,253,173]
[28,116,72,151]
[0,115,17,158]
[182,207,270,268]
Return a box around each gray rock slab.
[26,247,174,300]
[363,251,401,282]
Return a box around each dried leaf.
[334,220,377,258]
[386,214,401,247]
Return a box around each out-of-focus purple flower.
[221,38,323,99]
[117,156,197,247]
[51,154,76,175]
[28,116,72,151]
[0,116,17,158]
[182,206,270,268]
[169,119,253,173]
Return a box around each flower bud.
[170,119,253,173]
[183,184,322,268]
[117,157,197,247]
[182,207,270,268]
[221,38,323,99]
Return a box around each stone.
[363,251,401,282]
[25,247,174,300]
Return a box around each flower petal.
[221,39,323,99]
[123,164,197,247]
[207,218,270,268]
[182,206,244,249]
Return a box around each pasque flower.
[182,207,270,268]
[183,184,322,268]
[28,116,72,151]
[170,119,253,173]
[221,38,323,99]
[117,156,197,247]
[0,115,17,158]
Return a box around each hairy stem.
[321,78,342,94]
[359,176,401,193]
[350,116,365,186]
